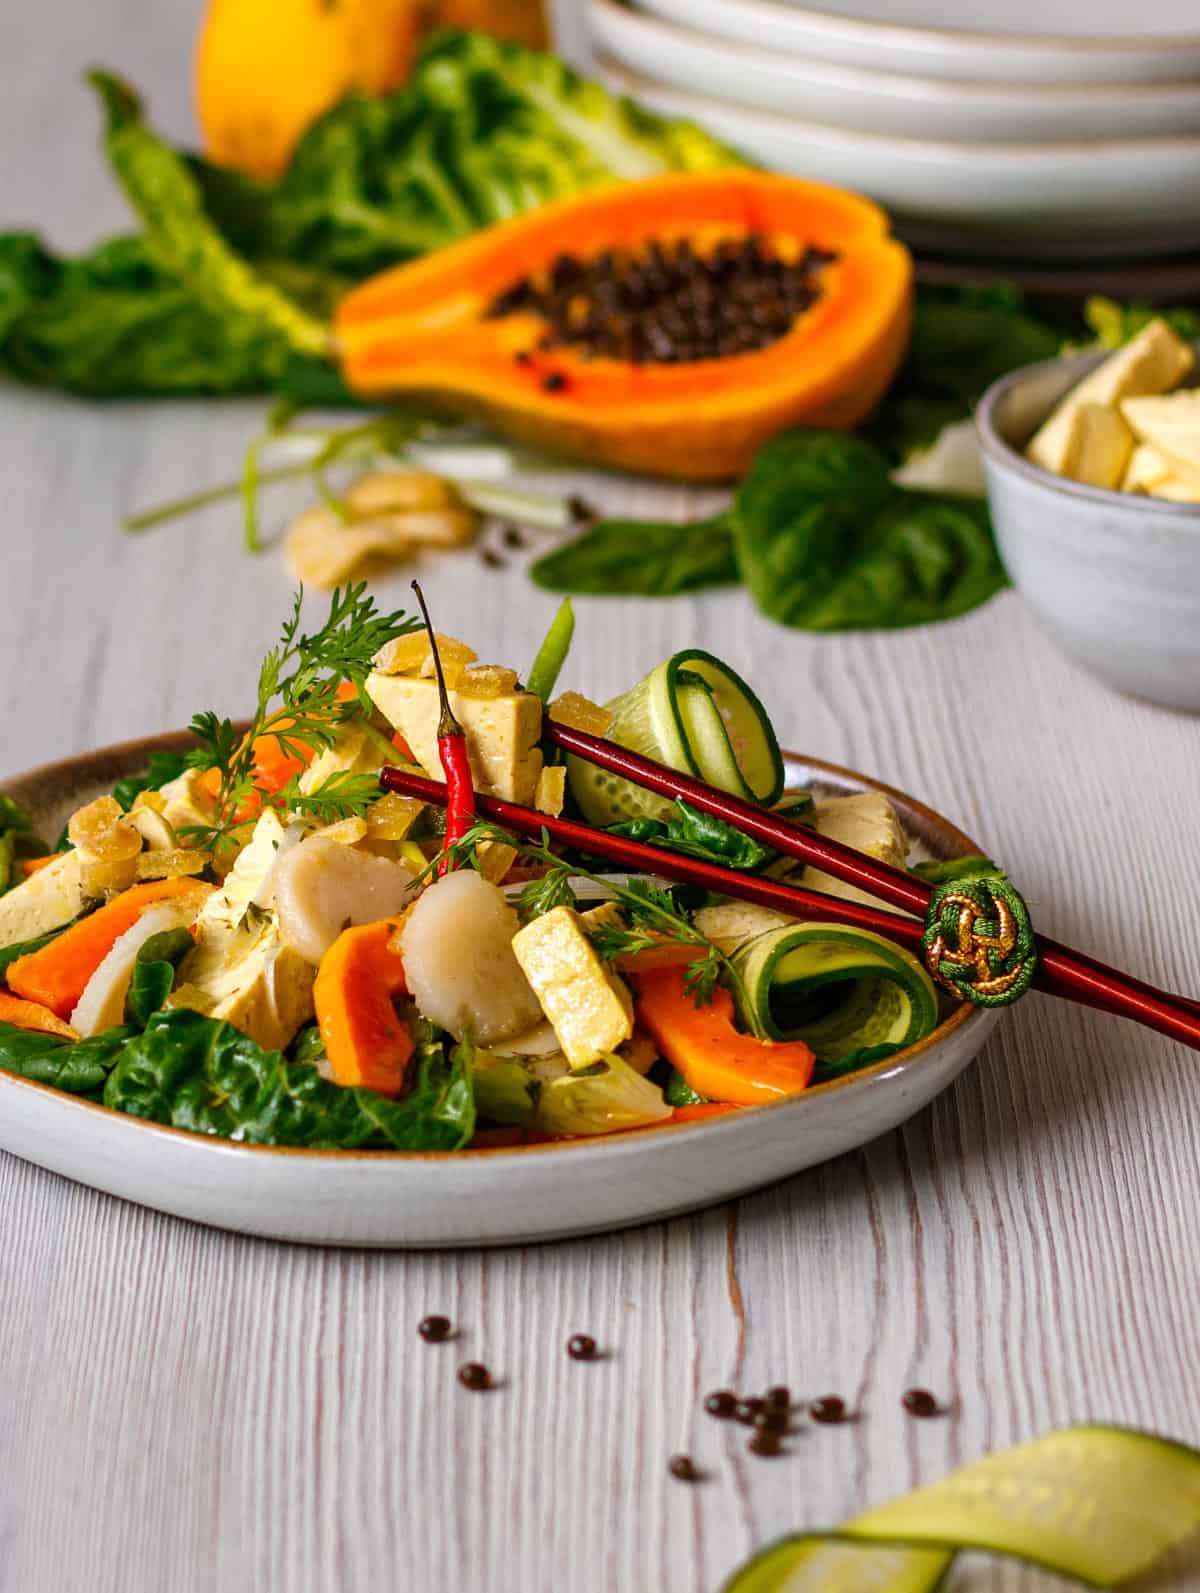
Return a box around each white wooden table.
[3,7,1200,1591]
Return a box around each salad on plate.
[0,585,948,1153]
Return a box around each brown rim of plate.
[0,731,990,1161]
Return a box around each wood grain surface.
[2,5,1200,1591]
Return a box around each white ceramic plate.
[601,62,1200,260]
[0,735,997,1248]
[630,0,1200,83]
[589,0,1200,143]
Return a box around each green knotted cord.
[920,872,1037,1008]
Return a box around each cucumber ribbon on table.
[724,1425,1200,1592]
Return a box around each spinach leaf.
[0,922,72,976]
[734,431,1008,631]
[531,513,737,597]
[608,800,771,872]
[111,750,189,813]
[354,1033,477,1150]
[291,1023,327,1066]
[0,1021,136,1095]
[895,283,1063,407]
[103,1009,474,1150]
[664,1067,707,1108]
[124,928,193,1027]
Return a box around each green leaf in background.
[258,29,743,280]
[0,232,297,397]
[531,512,738,597]
[102,1008,475,1150]
[88,70,329,362]
[0,1021,136,1096]
[894,282,1064,406]
[664,1067,707,1108]
[1085,294,1200,350]
[124,927,194,1028]
[734,431,1008,631]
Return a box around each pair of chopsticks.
[381,724,1200,1052]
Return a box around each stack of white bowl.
[578,0,1200,259]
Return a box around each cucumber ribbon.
[568,651,783,828]
[695,904,940,1074]
[724,1425,1200,1592]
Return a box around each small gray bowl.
[977,345,1200,712]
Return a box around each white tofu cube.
[511,906,634,1069]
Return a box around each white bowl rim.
[633,0,1200,56]
[976,344,1200,525]
[591,0,1200,100]
[600,60,1200,158]
[0,734,990,1166]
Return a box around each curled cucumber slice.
[725,1425,1200,1593]
[569,649,783,827]
[695,903,939,1070]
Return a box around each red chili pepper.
[412,582,476,875]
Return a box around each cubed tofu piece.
[1026,320,1194,475]
[1120,391,1200,486]
[169,924,316,1053]
[1122,444,1174,494]
[511,906,634,1069]
[172,812,313,1049]
[0,848,89,948]
[804,792,909,909]
[366,671,544,804]
[1068,403,1134,490]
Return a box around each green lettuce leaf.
[111,750,189,813]
[261,29,743,280]
[103,1008,474,1149]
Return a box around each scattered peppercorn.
[567,1334,598,1361]
[748,1432,782,1457]
[668,1454,699,1482]
[902,1388,941,1418]
[502,525,527,551]
[480,549,507,569]
[704,1390,737,1419]
[567,495,594,523]
[734,1398,765,1426]
[458,1363,491,1391]
[417,1314,452,1343]
[766,1385,791,1410]
[754,1408,789,1435]
[810,1396,847,1424]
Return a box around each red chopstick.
[380,765,926,946]
[539,723,1200,1050]
[380,759,1200,1052]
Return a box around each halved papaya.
[335,171,912,480]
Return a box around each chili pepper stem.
[411,581,476,874]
